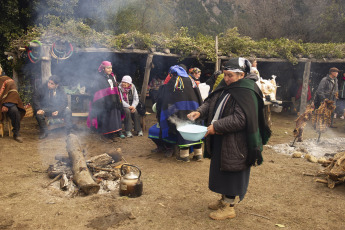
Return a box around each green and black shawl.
[220,78,271,166]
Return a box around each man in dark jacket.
[314,67,339,109]
[32,75,72,139]
[0,65,26,142]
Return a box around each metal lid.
[124,171,139,180]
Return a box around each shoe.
[13,136,23,143]
[176,156,190,162]
[330,125,337,128]
[164,149,174,158]
[126,131,133,138]
[119,133,126,139]
[193,155,203,162]
[340,116,344,120]
[99,135,113,143]
[209,205,236,220]
[334,114,337,119]
[151,147,165,153]
[39,133,48,139]
[208,199,227,210]
[138,131,143,136]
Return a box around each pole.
[215,36,219,71]
[300,61,311,113]
[140,54,153,104]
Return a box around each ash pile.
[45,134,124,197]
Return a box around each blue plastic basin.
[177,124,207,141]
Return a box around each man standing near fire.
[313,67,339,110]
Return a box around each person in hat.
[156,65,204,161]
[313,67,339,109]
[118,75,143,137]
[87,61,124,143]
[187,57,271,220]
[32,75,72,139]
[0,64,26,143]
[189,67,201,86]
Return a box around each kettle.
[119,164,143,198]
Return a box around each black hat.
[222,57,251,74]
[329,67,340,73]
[49,75,61,84]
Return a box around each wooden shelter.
[5,41,345,116]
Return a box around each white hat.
[122,75,132,84]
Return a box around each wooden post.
[140,54,153,103]
[215,36,219,71]
[41,45,51,84]
[139,54,153,132]
[300,61,311,113]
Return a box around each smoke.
[168,114,194,129]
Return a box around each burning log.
[47,161,72,179]
[66,134,100,195]
[87,153,115,168]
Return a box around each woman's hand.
[187,111,200,121]
[205,124,222,137]
[205,124,216,137]
[129,106,136,113]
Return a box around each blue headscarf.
[169,65,189,78]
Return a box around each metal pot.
[119,164,143,198]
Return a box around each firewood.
[66,134,100,195]
[43,173,62,188]
[315,178,328,184]
[87,153,114,168]
[60,174,69,190]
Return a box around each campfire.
[45,134,127,197]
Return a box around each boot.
[176,149,190,162]
[193,148,203,162]
[208,199,227,210]
[209,204,236,220]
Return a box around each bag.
[136,101,146,116]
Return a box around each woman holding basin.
[187,58,271,220]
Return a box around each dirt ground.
[1,111,345,230]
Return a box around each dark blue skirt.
[209,134,251,200]
[98,109,122,135]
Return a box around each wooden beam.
[300,61,311,113]
[140,54,153,104]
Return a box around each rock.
[305,154,317,163]
[292,151,303,158]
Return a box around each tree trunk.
[66,134,100,195]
